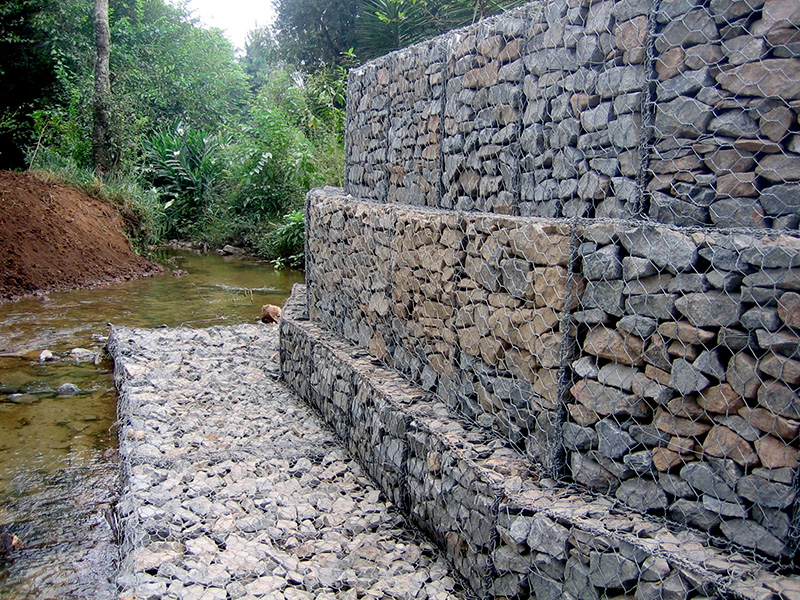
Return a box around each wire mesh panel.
[320,0,800,588]
[649,0,800,229]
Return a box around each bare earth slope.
[0,170,162,302]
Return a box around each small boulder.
[260,304,282,323]
[57,383,80,396]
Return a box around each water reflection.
[0,249,302,598]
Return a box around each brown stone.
[778,291,800,328]
[727,353,760,398]
[760,353,800,385]
[657,321,715,345]
[656,47,686,80]
[531,266,571,310]
[703,425,759,467]
[615,16,648,55]
[654,407,712,437]
[666,396,705,420]
[260,304,282,323]
[717,59,800,99]
[667,340,700,361]
[698,383,745,414]
[758,379,800,419]
[532,368,561,409]
[716,171,759,198]
[505,348,536,383]
[508,223,573,268]
[757,154,800,182]
[499,38,524,62]
[739,406,800,440]
[755,435,799,468]
[645,364,671,386]
[584,326,645,366]
[571,379,651,418]
[668,436,698,454]
[684,43,723,70]
[760,106,795,143]
[653,447,689,472]
[703,148,756,174]
[568,402,600,427]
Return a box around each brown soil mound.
[0,170,162,302]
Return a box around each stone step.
[280,284,800,600]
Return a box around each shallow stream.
[0,249,303,598]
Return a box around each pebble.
[109,324,465,600]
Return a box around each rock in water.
[57,383,80,396]
[261,304,282,323]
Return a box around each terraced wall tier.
[345,0,800,229]
[281,285,800,599]
[305,187,800,563]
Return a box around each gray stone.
[571,451,619,493]
[737,475,796,509]
[650,192,709,227]
[583,245,623,281]
[675,292,741,327]
[701,494,747,518]
[618,315,658,338]
[741,307,782,331]
[709,199,766,229]
[625,294,678,320]
[655,8,719,53]
[760,184,800,217]
[582,279,625,316]
[619,226,697,272]
[720,519,788,558]
[622,256,657,280]
[616,478,669,512]
[670,358,711,395]
[680,462,738,502]
[623,450,654,474]
[57,382,80,395]
[588,552,640,588]
[657,68,714,102]
[654,96,714,138]
[693,350,726,380]
[596,419,637,459]
[668,499,722,529]
[563,422,599,450]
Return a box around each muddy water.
[0,249,303,598]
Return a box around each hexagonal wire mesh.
[323,0,800,596]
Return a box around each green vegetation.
[1,0,522,267]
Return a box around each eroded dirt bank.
[0,170,161,302]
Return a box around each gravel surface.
[109,323,466,600]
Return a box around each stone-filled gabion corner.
[282,0,800,598]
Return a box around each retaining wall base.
[280,284,800,600]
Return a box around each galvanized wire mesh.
[330,0,800,590]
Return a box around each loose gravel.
[109,324,466,600]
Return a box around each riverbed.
[0,249,303,598]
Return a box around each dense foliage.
[0,0,522,266]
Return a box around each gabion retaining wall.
[345,0,800,228]
[305,187,800,564]
[281,285,800,599]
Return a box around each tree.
[93,0,113,174]
[0,0,58,168]
[274,0,358,68]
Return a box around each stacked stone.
[386,39,446,206]
[282,293,533,596]
[519,0,646,220]
[281,286,800,600]
[570,221,800,558]
[306,190,577,472]
[440,10,533,214]
[306,189,396,357]
[650,0,800,228]
[345,63,390,202]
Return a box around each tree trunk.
[93,0,112,175]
